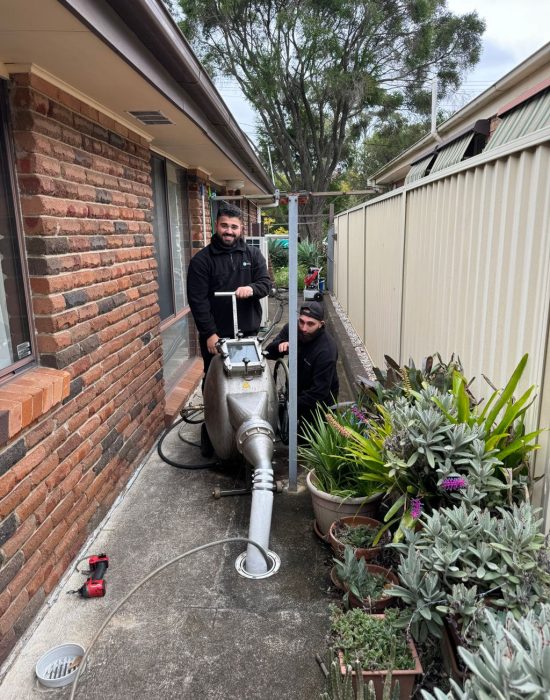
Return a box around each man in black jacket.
[265,301,339,433]
[187,205,271,375]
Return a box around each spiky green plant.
[320,648,400,700]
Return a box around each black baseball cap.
[299,301,324,321]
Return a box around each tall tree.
[171,0,484,240]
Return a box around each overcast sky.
[216,0,549,145]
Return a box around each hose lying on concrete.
[157,416,217,470]
[69,537,273,700]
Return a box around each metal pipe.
[287,195,298,491]
[235,419,276,575]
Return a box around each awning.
[404,154,435,184]
[430,133,475,173]
[485,88,550,151]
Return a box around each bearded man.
[187,205,271,376]
[264,301,339,431]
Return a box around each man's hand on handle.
[206,334,220,354]
[278,341,289,354]
[234,286,253,299]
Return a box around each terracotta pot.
[328,515,389,561]
[306,470,382,536]
[330,564,398,612]
[337,616,423,700]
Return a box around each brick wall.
[0,72,164,663]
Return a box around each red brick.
[40,519,67,558]
[29,454,60,487]
[15,482,48,523]
[12,445,46,483]
[0,589,29,637]
[0,478,31,519]
[7,550,42,599]
[1,516,36,559]
[22,516,53,559]
[50,492,76,526]
[0,399,22,438]
[0,471,16,500]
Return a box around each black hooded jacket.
[187,234,271,338]
[265,323,339,423]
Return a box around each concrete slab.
[0,410,334,700]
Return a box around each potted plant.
[421,604,550,700]
[330,607,423,700]
[328,515,389,560]
[331,546,398,612]
[320,649,401,700]
[300,407,384,536]
[340,353,540,542]
[388,501,550,645]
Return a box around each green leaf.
[384,494,406,522]
[484,354,528,432]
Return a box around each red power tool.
[69,554,109,598]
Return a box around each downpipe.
[234,419,280,578]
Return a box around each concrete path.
[0,408,333,699]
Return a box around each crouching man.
[264,301,339,434]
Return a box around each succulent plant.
[420,605,550,699]
[388,502,550,644]
[320,648,401,699]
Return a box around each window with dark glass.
[0,81,34,378]
[151,154,192,389]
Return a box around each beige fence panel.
[402,146,550,399]
[333,138,550,525]
[363,194,404,366]
[334,194,405,367]
[347,209,367,340]
[334,213,348,309]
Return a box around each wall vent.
[127,110,174,125]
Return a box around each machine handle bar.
[214,291,238,338]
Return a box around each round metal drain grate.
[235,551,281,579]
[35,643,85,688]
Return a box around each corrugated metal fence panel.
[486,89,550,150]
[334,140,550,525]
[347,209,367,339]
[402,144,550,424]
[335,212,349,311]
[363,195,404,367]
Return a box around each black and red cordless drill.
[69,554,109,598]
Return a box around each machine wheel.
[275,480,283,493]
[212,487,221,499]
[313,292,323,301]
[273,359,290,445]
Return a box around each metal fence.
[334,127,550,523]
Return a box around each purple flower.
[441,477,468,491]
[410,498,423,519]
[350,405,368,423]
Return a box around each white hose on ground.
[69,537,271,700]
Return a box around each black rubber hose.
[157,418,217,470]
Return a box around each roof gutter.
[58,0,273,193]
[373,41,550,184]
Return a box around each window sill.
[0,367,71,445]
